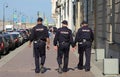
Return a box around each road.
[0,39,95,77]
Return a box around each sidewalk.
[72,45,120,77]
[73,49,105,77]
[90,49,120,77]
[0,42,95,77]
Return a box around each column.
[65,0,68,20]
[57,7,61,28]
[57,13,61,28]
[69,0,74,32]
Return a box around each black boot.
[58,65,62,74]
[77,65,83,70]
[62,68,68,72]
[35,68,40,73]
[85,68,90,72]
[40,65,45,73]
[77,63,83,70]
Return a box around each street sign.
[13,14,17,22]
[21,16,26,23]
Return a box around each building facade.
[52,0,120,70]
[86,0,120,61]
[52,0,79,32]
[51,0,57,27]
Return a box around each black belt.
[78,39,91,44]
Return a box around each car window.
[12,34,18,39]
[6,35,11,40]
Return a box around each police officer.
[74,21,94,72]
[29,17,50,73]
[53,20,74,73]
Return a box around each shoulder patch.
[82,29,90,32]
[60,31,69,34]
[36,28,44,31]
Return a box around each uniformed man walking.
[53,20,74,73]
[74,21,94,72]
[29,17,50,73]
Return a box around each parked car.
[26,29,31,36]
[3,34,15,50]
[20,30,29,41]
[0,35,9,55]
[9,32,23,47]
[17,31,28,43]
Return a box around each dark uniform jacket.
[75,26,94,45]
[29,24,49,42]
[53,26,74,47]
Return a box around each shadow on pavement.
[74,66,92,70]
[41,67,51,73]
[31,67,51,73]
[55,67,75,72]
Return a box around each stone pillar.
[60,6,63,22]
[57,12,61,28]
[65,0,68,20]
[68,0,74,32]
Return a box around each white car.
[5,25,14,32]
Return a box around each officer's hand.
[47,45,50,50]
[54,46,58,51]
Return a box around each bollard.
[95,49,105,61]
[103,58,119,75]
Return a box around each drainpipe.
[86,0,88,22]
[93,0,97,49]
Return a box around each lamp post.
[3,3,8,31]
[37,11,40,17]
[13,9,17,30]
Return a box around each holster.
[59,42,70,49]
[36,39,46,48]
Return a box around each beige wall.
[75,1,84,31]
[51,0,57,19]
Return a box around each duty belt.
[78,39,87,44]
[34,41,37,43]
[34,39,45,43]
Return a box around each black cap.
[62,20,68,25]
[37,17,43,22]
[81,21,88,24]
